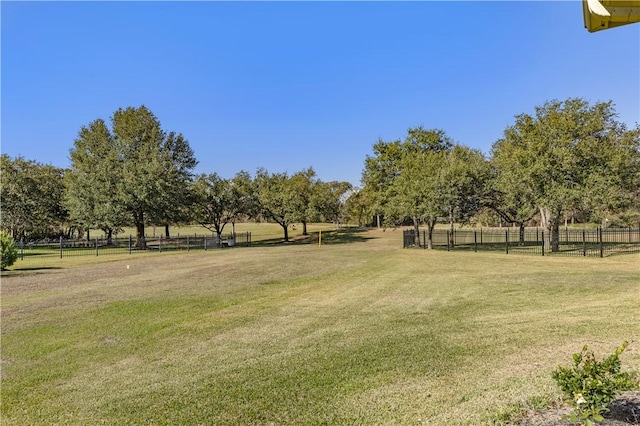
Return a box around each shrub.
[552,341,639,425]
[1,230,18,270]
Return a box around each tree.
[314,180,353,226]
[491,98,640,251]
[254,168,300,242]
[288,168,318,235]
[1,230,18,270]
[488,139,539,243]
[361,138,404,228]
[191,172,252,242]
[65,119,128,243]
[391,148,448,248]
[343,187,370,227]
[362,127,455,248]
[229,170,259,233]
[439,145,490,247]
[68,106,197,247]
[145,131,198,238]
[1,155,68,239]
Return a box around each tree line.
[1,99,638,252]
[357,98,639,251]
[1,106,353,247]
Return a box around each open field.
[2,228,639,425]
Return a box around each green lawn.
[2,228,639,425]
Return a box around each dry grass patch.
[2,229,638,424]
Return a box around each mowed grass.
[1,228,639,425]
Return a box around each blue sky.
[2,1,639,186]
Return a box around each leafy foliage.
[254,168,297,241]
[192,172,252,237]
[1,155,67,239]
[66,119,127,240]
[552,342,639,425]
[1,230,19,270]
[362,127,488,248]
[67,106,197,246]
[491,99,640,251]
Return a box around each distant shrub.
[1,230,18,270]
[552,341,639,425]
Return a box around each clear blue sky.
[2,1,639,186]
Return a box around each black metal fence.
[17,232,252,260]
[403,227,640,257]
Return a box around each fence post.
[480,228,483,245]
[187,235,190,251]
[159,235,162,253]
[541,231,544,256]
[204,235,207,251]
[599,227,603,258]
[505,230,509,254]
[60,236,63,259]
[474,231,477,252]
[582,229,586,257]
[95,238,99,256]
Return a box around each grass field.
[2,227,639,425]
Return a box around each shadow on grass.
[1,266,63,277]
[253,228,376,247]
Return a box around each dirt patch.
[519,391,640,425]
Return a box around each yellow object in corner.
[583,0,640,32]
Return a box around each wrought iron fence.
[17,232,252,260]
[403,227,640,257]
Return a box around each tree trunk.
[552,221,560,252]
[214,224,223,247]
[412,216,421,248]
[135,212,146,249]
[540,207,560,252]
[302,221,308,236]
[448,207,455,248]
[165,224,170,238]
[106,229,113,246]
[427,218,436,250]
[376,214,381,229]
[282,223,289,242]
[519,223,525,246]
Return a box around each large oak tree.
[67,106,197,247]
[491,98,640,251]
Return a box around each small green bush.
[1,230,18,270]
[552,341,639,425]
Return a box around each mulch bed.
[518,392,640,425]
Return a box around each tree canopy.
[362,127,484,248]
[2,98,638,247]
[491,98,640,251]
[191,171,254,239]
[67,105,197,246]
[1,155,67,239]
